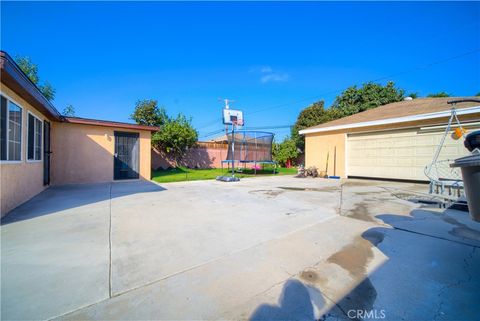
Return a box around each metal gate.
[114,131,139,180]
[43,120,51,185]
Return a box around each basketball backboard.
[223,109,244,125]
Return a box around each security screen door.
[43,120,51,185]
[114,131,139,180]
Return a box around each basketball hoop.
[223,108,244,126]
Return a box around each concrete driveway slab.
[1,183,111,321]
[110,177,341,295]
[2,177,479,321]
[57,216,377,321]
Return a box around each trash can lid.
[451,154,480,168]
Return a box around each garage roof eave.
[64,116,160,131]
[299,106,480,135]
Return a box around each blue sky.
[1,1,479,140]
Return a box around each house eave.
[0,51,62,121]
[299,106,480,135]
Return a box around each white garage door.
[346,127,475,181]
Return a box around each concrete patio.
[1,176,479,321]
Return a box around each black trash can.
[464,130,480,152]
[451,154,480,222]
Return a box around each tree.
[476,92,480,97]
[407,92,419,99]
[131,99,168,127]
[15,56,56,101]
[427,91,450,98]
[331,81,405,117]
[15,56,39,84]
[38,82,56,102]
[62,104,76,116]
[152,113,198,166]
[291,101,336,151]
[292,81,405,151]
[273,137,299,167]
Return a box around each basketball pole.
[231,122,235,178]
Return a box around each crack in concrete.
[319,291,352,321]
[338,182,345,216]
[108,183,113,299]
[50,181,477,321]
[53,214,340,320]
[433,246,476,321]
[392,226,480,249]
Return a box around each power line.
[245,48,480,116]
[196,117,223,130]
[244,124,293,130]
[199,128,225,138]
[370,48,480,83]
[199,124,294,139]
[197,48,480,132]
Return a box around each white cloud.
[260,73,289,83]
[260,66,273,73]
[251,65,289,83]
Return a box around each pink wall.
[152,142,229,169]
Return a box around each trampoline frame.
[222,130,277,175]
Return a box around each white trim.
[0,95,24,163]
[343,133,348,178]
[27,111,43,162]
[0,90,24,109]
[419,121,480,131]
[299,106,480,135]
[0,160,23,164]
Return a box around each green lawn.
[151,166,297,183]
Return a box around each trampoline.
[221,130,276,174]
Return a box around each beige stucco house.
[0,51,158,217]
[300,97,480,181]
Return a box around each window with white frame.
[1,95,23,161]
[27,113,42,161]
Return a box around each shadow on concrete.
[250,279,325,321]
[1,180,166,225]
[376,208,480,247]
[319,208,480,321]
[249,208,480,321]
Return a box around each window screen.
[1,96,22,161]
[28,113,42,161]
[28,114,34,160]
[8,102,22,161]
[0,96,7,160]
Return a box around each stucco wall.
[0,84,49,217]
[51,122,151,185]
[304,132,346,177]
[303,115,480,180]
[152,142,228,169]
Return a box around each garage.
[300,97,480,181]
[346,127,474,181]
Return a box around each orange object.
[286,159,292,168]
[453,127,466,140]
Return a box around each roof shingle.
[303,97,480,131]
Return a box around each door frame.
[43,120,51,185]
[113,131,140,180]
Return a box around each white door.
[346,127,475,181]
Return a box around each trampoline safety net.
[225,130,274,163]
